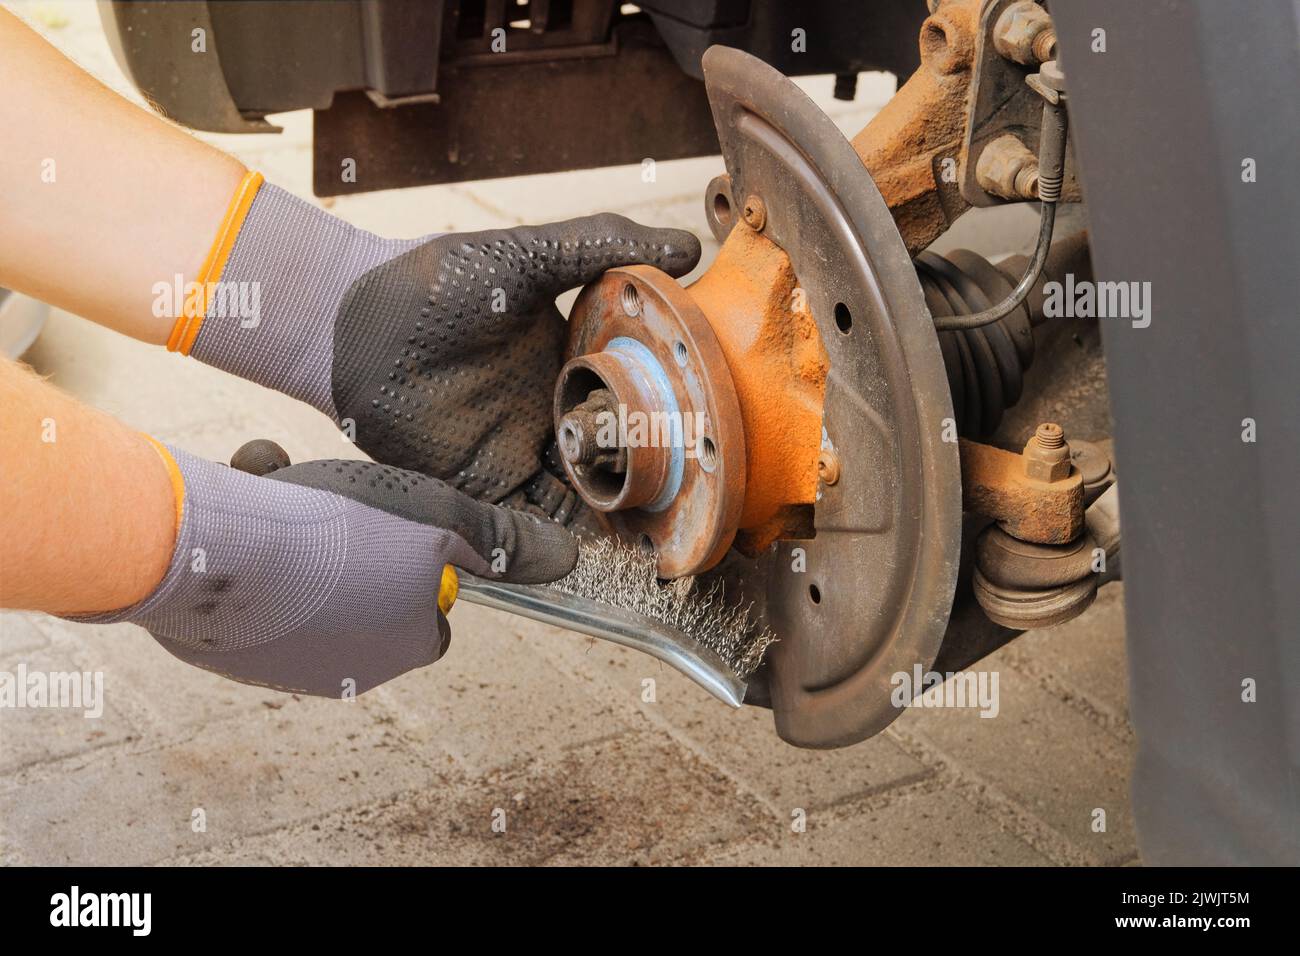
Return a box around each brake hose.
[933,70,1070,332]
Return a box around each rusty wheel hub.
[556,266,747,578]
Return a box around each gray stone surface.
[0,1,1137,866]
[696,783,1055,866]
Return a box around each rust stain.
[559,0,994,562]
[959,438,1084,544]
[687,225,828,553]
[849,0,982,253]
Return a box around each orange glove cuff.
[141,434,186,533]
[166,170,264,355]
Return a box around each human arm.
[0,6,701,516]
[0,357,576,695]
[0,5,245,343]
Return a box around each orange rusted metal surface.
[959,437,1084,544]
[646,1,988,554]
[687,223,828,554]
[558,2,994,571]
[849,0,981,254]
[677,0,984,546]
[561,266,748,578]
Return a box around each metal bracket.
[959,0,1081,206]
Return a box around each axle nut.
[557,388,621,470]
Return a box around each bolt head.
[976,134,1039,200]
[742,195,767,231]
[994,0,1054,65]
[817,450,841,486]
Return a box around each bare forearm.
[0,357,175,614]
[0,6,244,343]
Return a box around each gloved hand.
[172,173,701,520]
[80,441,576,697]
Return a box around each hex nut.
[993,0,1055,66]
[976,134,1040,200]
[1023,422,1072,482]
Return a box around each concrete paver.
[373,603,640,777]
[2,694,435,865]
[902,636,1137,865]
[537,634,935,816]
[696,784,1055,866]
[168,729,770,867]
[0,642,138,777]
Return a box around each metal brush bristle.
[546,536,776,678]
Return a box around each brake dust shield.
[703,47,962,748]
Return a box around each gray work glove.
[78,443,576,698]
[182,180,701,519]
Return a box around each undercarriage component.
[543,14,1099,747]
[976,525,1099,589]
[846,0,1080,253]
[559,205,832,576]
[104,2,928,192]
[972,572,1096,629]
[555,46,963,748]
[705,44,963,748]
[557,34,1096,745]
[974,482,1121,629]
[312,17,721,195]
[848,0,985,253]
[683,226,829,554]
[958,423,1085,545]
[930,59,1069,332]
[556,266,747,578]
[919,248,1034,437]
[960,0,1082,207]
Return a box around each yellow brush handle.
[437,565,459,615]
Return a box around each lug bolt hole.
[698,436,718,472]
[621,283,641,317]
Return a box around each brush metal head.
[548,536,776,678]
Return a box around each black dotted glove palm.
[330,214,701,515]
